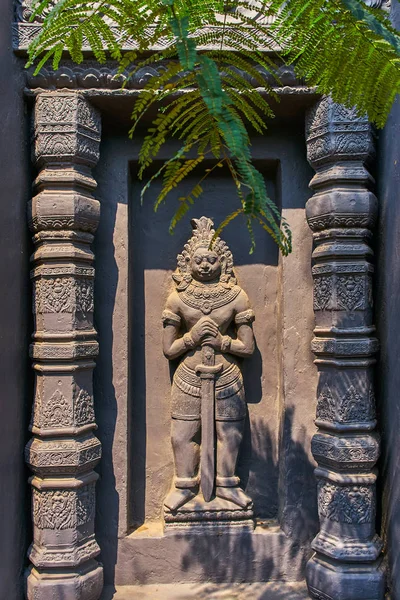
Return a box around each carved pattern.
[24,60,302,90]
[308,213,375,232]
[31,341,99,360]
[76,279,94,313]
[337,275,366,310]
[318,482,374,524]
[37,95,76,123]
[29,537,100,566]
[180,283,241,315]
[33,484,95,531]
[74,389,95,426]
[34,278,73,313]
[316,389,336,422]
[311,338,378,356]
[41,390,73,428]
[314,276,333,310]
[312,439,379,466]
[77,483,96,526]
[33,489,77,530]
[338,386,376,423]
[26,438,101,470]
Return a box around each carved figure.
[162,217,255,511]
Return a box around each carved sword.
[196,342,223,502]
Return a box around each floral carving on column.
[25,91,103,600]
[305,97,385,600]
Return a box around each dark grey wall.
[0,2,31,599]
[376,2,400,598]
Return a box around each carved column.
[25,92,103,600]
[305,97,385,600]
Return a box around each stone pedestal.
[164,495,254,533]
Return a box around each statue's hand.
[190,316,219,345]
[202,330,223,350]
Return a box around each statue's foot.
[216,485,252,509]
[164,488,196,511]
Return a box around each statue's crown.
[173,216,236,290]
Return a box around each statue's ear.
[220,254,227,272]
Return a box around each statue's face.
[190,248,221,282]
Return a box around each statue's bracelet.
[221,335,232,352]
[183,332,196,349]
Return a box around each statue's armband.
[162,309,181,328]
[234,309,255,326]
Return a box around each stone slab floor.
[101,582,310,599]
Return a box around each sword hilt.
[195,363,223,377]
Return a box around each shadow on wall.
[176,408,317,585]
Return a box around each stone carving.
[314,276,333,310]
[338,386,375,423]
[27,93,103,600]
[33,484,96,530]
[318,482,374,524]
[337,275,366,311]
[74,389,95,426]
[34,278,74,313]
[316,388,335,422]
[77,483,96,526]
[312,435,379,469]
[42,389,73,428]
[33,489,77,530]
[162,217,255,516]
[24,59,303,90]
[306,97,383,600]
[76,279,94,313]
[308,212,375,232]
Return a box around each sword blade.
[196,344,223,502]
[200,376,215,502]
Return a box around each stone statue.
[162,217,255,514]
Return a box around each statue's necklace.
[179,282,241,315]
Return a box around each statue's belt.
[173,361,243,399]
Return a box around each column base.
[26,560,103,600]
[306,553,385,600]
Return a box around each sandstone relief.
[162,217,255,528]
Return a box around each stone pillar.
[305,97,385,600]
[25,92,103,600]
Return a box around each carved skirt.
[171,361,246,421]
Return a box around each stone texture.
[305,97,384,599]
[26,92,103,600]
